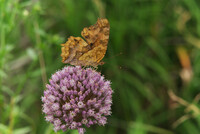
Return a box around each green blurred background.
[1,0,200,134]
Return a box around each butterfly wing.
[61,36,90,65]
[78,44,107,67]
[81,18,110,65]
[81,18,110,47]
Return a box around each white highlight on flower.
[60,124,66,130]
[64,103,71,110]
[70,79,75,86]
[77,70,82,76]
[100,108,106,114]
[61,69,66,75]
[54,118,62,126]
[45,115,54,122]
[48,95,56,102]
[77,101,84,108]
[52,103,60,111]
[41,96,46,102]
[81,119,88,124]
[54,125,60,132]
[89,79,94,84]
[88,109,95,116]
[52,74,59,82]
[100,76,104,81]
[88,72,95,77]
[42,106,50,114]
[55,84,60,90]
[44,90,51,95]
[105,99,112,104]
[60,86,67,92]
[69,111,76,118]
[95,113,101,119]
[63,78,68,85]
[68,67,73,73]
[78,128,86,134]
[98,119,106,126]
[70,121,77,129]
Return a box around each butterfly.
[61,18,110,67]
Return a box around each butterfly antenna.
[104,52,123,61]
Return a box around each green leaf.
[0,123,8,134]
[13,127,31,134]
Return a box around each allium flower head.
[42,66,113,134]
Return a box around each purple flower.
[42,66,113,134]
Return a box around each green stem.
[0,25,5,89]
[34,21,47,88]
[0,10,5,119]
[8,98,14,134]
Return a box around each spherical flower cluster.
[42,66,113,134]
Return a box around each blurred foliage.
[1,0,200,134]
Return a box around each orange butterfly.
[61,18,110,67]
